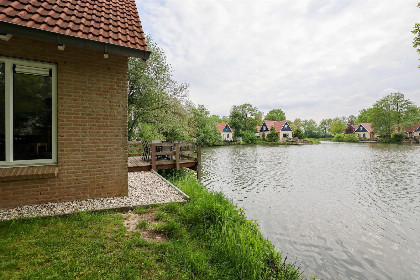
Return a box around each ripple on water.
[202,143,420,279]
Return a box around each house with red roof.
[354,123,376,139]
[405,124,420,139]
[217,122,234,141]
[257,120,293,142]
[0,0,149,209]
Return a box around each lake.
[201,142,420,280]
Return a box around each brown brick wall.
[0,36,129,209]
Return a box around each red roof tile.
[262,120,288,132]
[217,122,231,132]
[405,124,420,133]
[357,123,374,133]
[0,0,147,51]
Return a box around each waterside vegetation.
[0,170,306,280]
[128,37,420,147]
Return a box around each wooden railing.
[128,141,151,161]
[128,141,202,179]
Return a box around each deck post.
[151,143,156,170]
[175,142,180,170]
[196,142,202,181]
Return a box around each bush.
[391,132,405,143]
[293,128,304,139]
[332,133,359,142]
[241,131,258,144]
[266,126,279,142]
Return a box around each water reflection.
[202,143,420,279]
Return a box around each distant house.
[354,123,376,139]
[217,122,234,141]
[257,120,293,142]
[405,124,420,138]
[0,0,149,209]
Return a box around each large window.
[0,57,57,166]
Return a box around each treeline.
[128,37,420,146]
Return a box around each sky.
[135,0,420,122]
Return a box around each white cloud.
[136,0,420,122]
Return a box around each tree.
[301,119,319,138]
[356,108,373,124]
[229,103,262,137]
[264,109,286,121]
[347,115,357,124]
[371,92,420,138]
[266,126,279,142]
[293,127,304,139]
[319,118,333,137]
[191,105,223,147]
[329,120,346,135]
[128,36,190,140]
[344,120,355,134]
[413,2,420,67]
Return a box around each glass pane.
[13,72,52,160]
[0,63,4,161]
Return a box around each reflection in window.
[0,63,4,161]
[13,71,52,160]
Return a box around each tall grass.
[162,169,303,280]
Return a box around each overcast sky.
[135,0,420,122]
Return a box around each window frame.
[0,56,57,166]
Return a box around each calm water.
[201,142,420,280]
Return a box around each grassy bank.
[0,171,303,280]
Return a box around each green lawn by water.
[0,171,303,280]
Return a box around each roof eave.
[0,21,150,60]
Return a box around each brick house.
[405,124,420,138]
[0,0,149,209]
[257,120,293,142]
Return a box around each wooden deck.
[127,141,201,179]
[128,157,198,171]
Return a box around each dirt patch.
[122,211,168,243]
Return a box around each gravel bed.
[0,171,187,221]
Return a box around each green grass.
[137,220,148,230]
[0,171,304,280]
[303,138,321,144]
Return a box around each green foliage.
[264,109,286,121]
[332,133,359,142]
[266,126,279,142]
[192,105,224,147]
[356,108,374,124]
[128,36,193,141]
[301,119,320,138]
[391,132,405,143]
[329,120,346,135]
[293,127,304,139]
[413,2,420,66]
[318,119,333,138]
[137,123,165,141]
[370,92,420,139]
[165,170,302,280]
[229,104,262,137]
[303,138,321,144]
[241,131,258,144]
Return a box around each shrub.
[293,128,304,139]
[242,131,258,144]
[391,132,405,143]
[332,133,358,142]
[266,126,279,142]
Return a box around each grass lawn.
[0,171,303,280]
